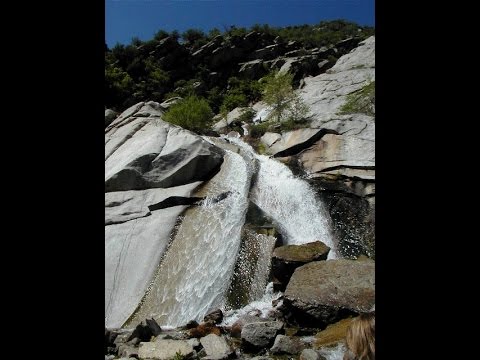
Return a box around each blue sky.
[106,0,375,47]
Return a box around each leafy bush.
[238,108,256,123]
[249,122,270,138]
[163,96,214,133]
[222,93,248,111]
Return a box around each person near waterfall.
[343,312,375,360]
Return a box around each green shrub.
[238,107,256,123]
[250,122,270,138]
[222,93,248,111]
[163,96,214,133]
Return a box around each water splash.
[225,229,277,309]
[227,137,337,257]
[318,343,346,360]
[222,282,283,326]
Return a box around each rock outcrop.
[241,321,285,352]
[105,102,225,329]
[284,259,375,327]
[272,241,330,291]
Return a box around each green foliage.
[249,122,270,138]
[208,28,221,39]
[105,63,135,109]
[163,96,214,133]
[219,104,230,129]
[285,96,310,123]
[181,28,206,49]
[173,351,185,360]
[168,78,202,98]
[261,70,295,122]
[206,86,225,113]
[105,20,373,112]
[339,81,375,116]
[261,70,310,124]
[222,93,248,111]
[238,107,256,123]
[153,30,169,41]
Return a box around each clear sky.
[106,0,375,47]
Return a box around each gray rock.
[105,183,200,225]
[105,109,117,127]
[298,133,374,181]
[330,36,375,73]
[203,309,224,324]
[126,337,140,346]
[200,334,232,358]
[135,102,164,118]
[260,128,328,156]
[272,241,330,290]
[212,107,245,132]
[238,59,267,79]
[117,344,138,358]
[241,321,284,351]
[105,204,190,328]
[187,338,200,348]
[300,349,326,360]
[113,330,134,345]
[105,120,224,192]
[160,96,182,109]
[260,132,282,147]
[298,36,375,119]
[284,259,375,325]
[270,334,304,355]
[138,339,194,360]
[230,314,263,338]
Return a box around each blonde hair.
[343,312,375,360]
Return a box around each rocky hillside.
[105,33,375,360]
[105,21,374,113]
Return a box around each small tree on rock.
[262,70,310,124]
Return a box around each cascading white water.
[127,150,251,327]
[227,137,338,257]
[318,343,346,360]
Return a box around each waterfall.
[127,150,251,328]
[122,136,337,328]
[227,137,337,257]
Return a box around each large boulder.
[270,335,304,355]
[284,259,374,326]
[105,121,224,192]
[138,339,194,360]
[200,334,232,358]
[272,241,330,291]
[241,321,285,352]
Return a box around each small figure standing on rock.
[343,312,375,360]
